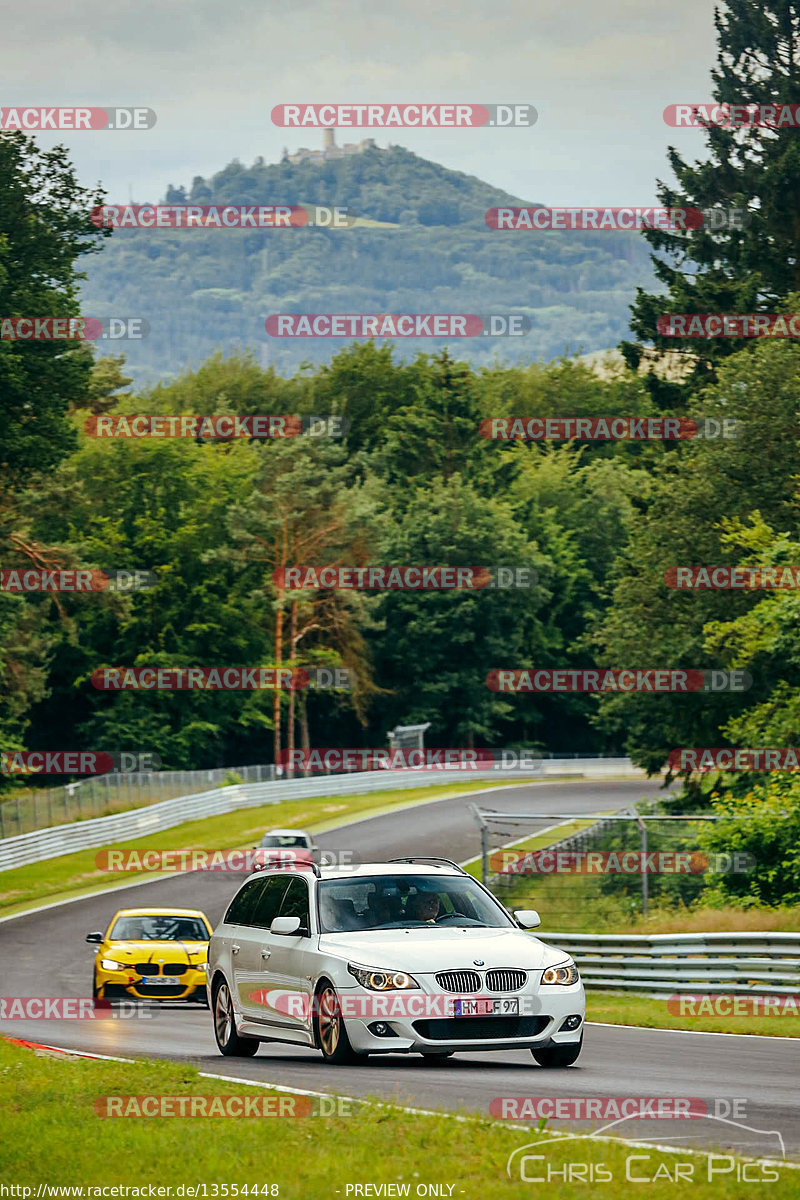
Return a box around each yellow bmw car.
[87,907,213,1003]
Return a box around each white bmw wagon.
[208,857,584,1066]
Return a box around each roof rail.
[387,856,468,875]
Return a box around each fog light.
[368,1021,399,1038]
[560,1014,582,1031]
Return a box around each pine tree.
[622,1,800,401]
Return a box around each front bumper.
[340,980,585,1054]
[96,966,208,1001]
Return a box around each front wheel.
[314,984,367,1065]
[213,980,259,1057]
[531,1035,583,1067]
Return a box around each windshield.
[261,834,309,848]
[317,874,514,933]
[109,915,209,941]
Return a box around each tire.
[92,975,100,999]
[212,978,259,1057]
[314,983,367,1065]
[531,1035,583,1067]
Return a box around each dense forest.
[2,0,800,830]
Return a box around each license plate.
[140,977,176,986]
[450,997,519,1017]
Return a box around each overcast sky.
[4,0,720,206]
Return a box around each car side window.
[251,876,292,930]
[224,877,270,927]
[277,876,310,932]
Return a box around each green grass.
[0,780,522,918]
[1,1039,797,1192]
[587,991,800,1038]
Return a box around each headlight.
[195,962,208,972]
[541,961,580,986]
[100,958,128,971]
[347,963,419,990]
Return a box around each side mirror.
[270,916,302,936]
[85,932,104,943]
[514,909,541,929]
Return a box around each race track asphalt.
[2,778,797,1159]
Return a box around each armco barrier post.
[482,823,489,885]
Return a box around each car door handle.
[260,948,271,960]
[231,944,241,954]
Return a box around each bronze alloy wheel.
[314,983,366,1065]
[318,986,341,1056]
[213,980,259,1057]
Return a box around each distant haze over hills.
[81,141,658,388]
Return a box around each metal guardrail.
[0,754,640,839]
[0,766,557,874]
[538,931,800,995]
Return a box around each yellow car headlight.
[347,964,419,990]
[100,958,128,971]
[541,961,580,986]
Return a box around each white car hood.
[317,927,570,973]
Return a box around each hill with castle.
[282,127,380,164]
[80,139,657,387]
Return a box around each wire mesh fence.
[471,805,729,932]
[0,764,278,838]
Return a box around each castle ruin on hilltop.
[282,128,379,165]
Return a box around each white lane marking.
[587,1020,800,1042]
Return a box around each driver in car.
[407,891,441,923]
